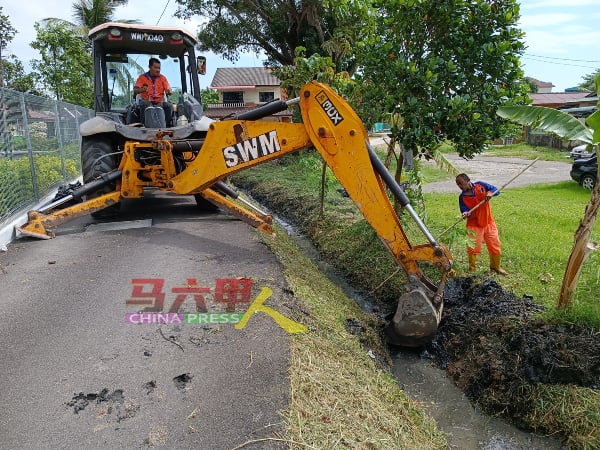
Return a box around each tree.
[174,0,374,75]
[48,0,132,30]
[578,69,599,93]
[355,0,529,164]
[525,77,539,93]
[1,55,39,93]
[0,6,17,87]
[30,22,93,107]
[72,0,123,31]
[200,87,219,109]
[497,80,600,309]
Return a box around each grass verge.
[262,224,447,449]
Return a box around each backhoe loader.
[16,23,453,346]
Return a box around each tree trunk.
[383,136,404,215]
[557,181,600,308]
[320,160,326,217]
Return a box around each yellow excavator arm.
[17,81,452,346]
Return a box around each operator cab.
[88,22,206,128]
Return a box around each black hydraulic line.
[71,171,122,199]
[229,99,293,121]
[367,146,411,207]
[213,180,238,198]
[366,141,438,246]
[170,139,205,153]
[208,181,269,217]
[40,170,122,212]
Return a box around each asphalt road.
[0,192,292,449]
[423,153,573,193]
[369,137,574,193]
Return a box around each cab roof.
[88,22,198,57]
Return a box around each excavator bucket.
[385,276,444,347]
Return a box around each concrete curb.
[0,177,82,248]
[0,191,56,248]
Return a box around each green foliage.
[0,153,78,219]
[200,87,219,109]
[30,21,93,107]
[71,0,117,31]
[0,5,18,89]
[356,0,530,159]
[174,0,374,74]
[271,47,354,117]
[523,384,599,449]
[525,77,538,93]
[0,6,17,54]
[498,106,594,143]
[1,55,40,93]
[578,68,600,93]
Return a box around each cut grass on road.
[263,225,447,449]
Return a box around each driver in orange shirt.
[134,57,173,126]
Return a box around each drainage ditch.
[276,216,564,449]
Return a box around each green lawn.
[423,182,599,328]
[235,147,599,329]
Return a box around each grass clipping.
[261,226,446,449]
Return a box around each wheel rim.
[581,176,596,190]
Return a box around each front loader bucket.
[385,277,443,347]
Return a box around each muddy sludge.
[423,277,599,439]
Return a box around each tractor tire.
[580,174,596,191]
[81,138,120,219]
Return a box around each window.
[223,91,244,104]
[259,91,275,103]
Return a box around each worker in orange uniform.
[455,173,507,275]
[134,57,173,126]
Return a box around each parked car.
[569,144,595,159]
[570,154,598,190]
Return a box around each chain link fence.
[0,88,94,224]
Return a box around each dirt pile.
[426,277,599,425]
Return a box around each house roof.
[526,77,555,89]
[28,109,54,121]
[210,67,281,90]
[529,92,589,106]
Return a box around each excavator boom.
[17,81,452,346]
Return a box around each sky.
[3,0,600,93]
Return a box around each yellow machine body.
[17,82,453,346]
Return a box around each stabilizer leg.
[17,191,122,239]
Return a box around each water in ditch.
[275,216,563,450]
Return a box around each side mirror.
[197,56,206,75]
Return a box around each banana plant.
[497,80,600,309]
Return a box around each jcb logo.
[315,91,344,126]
